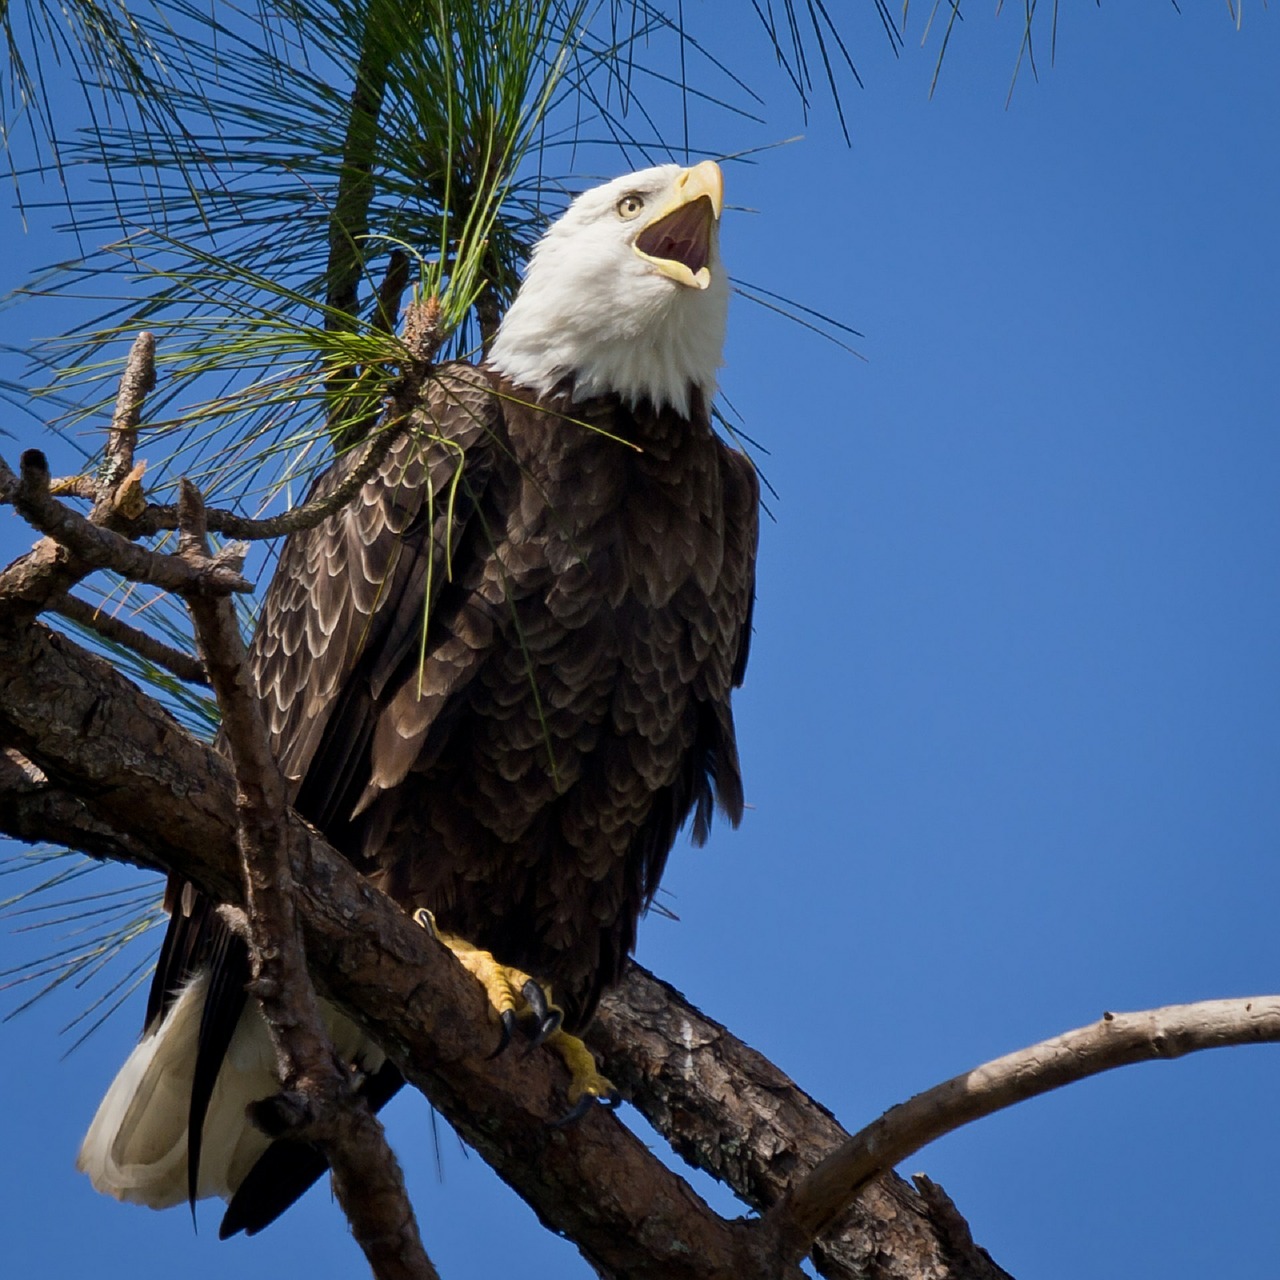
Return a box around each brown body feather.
[149,363,758,1233]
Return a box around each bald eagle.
[77,161,759,1236]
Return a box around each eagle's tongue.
[636,196,713,275]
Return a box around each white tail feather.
[78,972,384,1209]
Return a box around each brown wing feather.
[254,366,501,797]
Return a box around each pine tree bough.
[5,603,1280,1277]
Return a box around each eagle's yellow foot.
[412,910,616,1116]
[412,909,563,1055]
[546,1028,619,1125]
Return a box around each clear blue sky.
[3,6,1279,1278]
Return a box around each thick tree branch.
[0,616,798,1280]
[0,748,160,869]
[593,970,1014,1280]
[764,997,1280,1266]
[177,479,438,1280]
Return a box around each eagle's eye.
[615,193,645,220]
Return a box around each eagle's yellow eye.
[616,193,645,220]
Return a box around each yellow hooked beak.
[633,160,724,291]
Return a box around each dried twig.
[176,479,439,1280]
[0,450,251,598]
[50,592,207,684]
[97,331,156,506]
[0,334,159,609]
[132,416,407,543]
[763,996,1280,1266]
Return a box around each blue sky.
[3,5,1280,1278]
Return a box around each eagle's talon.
[552,1095,595,1128]
[412,907,440,938]
[519,980,563,1044]
[551,1081,620,1127]
[534,1008,563,1046]
[521,979,550,1023]
[488,1009,518,1060]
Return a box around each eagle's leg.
[412,909,559,1051]
[413,910,617,1115]
[545,1028,619,1124]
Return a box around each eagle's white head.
[487,162,728,418]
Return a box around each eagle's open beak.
[633,160,723,291]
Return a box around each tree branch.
[134,412,410,542]
[0,332,157,610]
[0,616,798,1280]
[0,748,160,870]
[49,592,207,684]
[177,479,439,1280]
[0,451,252,601]
[764,997,1280,1267]
[593,969,1015,1280]
[14,624,1277,1280]
[98,330,155,504]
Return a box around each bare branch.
[99,331,156,501]
[0,748,161,871]
[50,475,98,500]
[134,417,407,543]
[0,336,159,611]
[50,593,207,684]
[0,530,85,611]
[0,451,252,600]
[765,997,1280,1266]
[177,478,439,1280]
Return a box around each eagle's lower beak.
[633,160,723,291]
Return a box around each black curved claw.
[521,979,549,1021]
[487,1008,518,1060]
[552,1089,621,1128]
[552,1094,596,1129]
[520,980,562,1044]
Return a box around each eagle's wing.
[145,365,503,1222]
[255,365,502,824]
